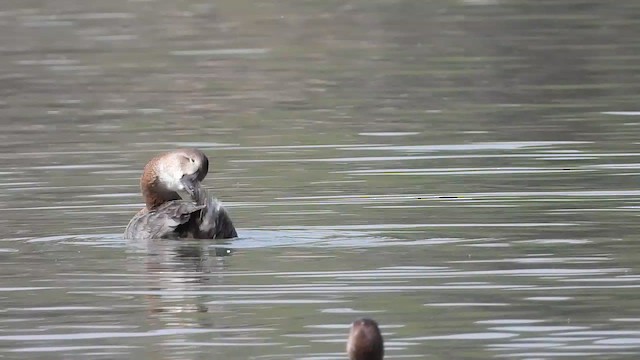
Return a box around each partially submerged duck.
[124,148,237,240]
[347,318,384,360]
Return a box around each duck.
[124,148,237,240]
[347,318,384,360]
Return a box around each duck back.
[124,201,205,240]
[124,186,237,240]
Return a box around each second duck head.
[347,318,384,360]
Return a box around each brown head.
[347,318,384,360]
[139,148,209,209]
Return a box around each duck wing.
[124,201,205,240]
[192,186,238,239]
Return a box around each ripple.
[602,111,640,116]
[401,332,518,341]
[8,345,135,353]
[0,328,258,341]
[358,132,420,136]
[341,141,589,152]
[171,48,270,56]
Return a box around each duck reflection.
[126,239,234,322]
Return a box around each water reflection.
[126,240,233,316]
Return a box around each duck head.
[140,148,209,209]
[347,318,384,360]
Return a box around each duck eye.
[190,158,195,163]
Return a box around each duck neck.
[142,178,181,210]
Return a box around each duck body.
[124,201,205,239]
[124,149,238,240]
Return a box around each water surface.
[1,0,640,359]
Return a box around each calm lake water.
[2,0,640,359]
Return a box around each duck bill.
[180,173,200,200]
